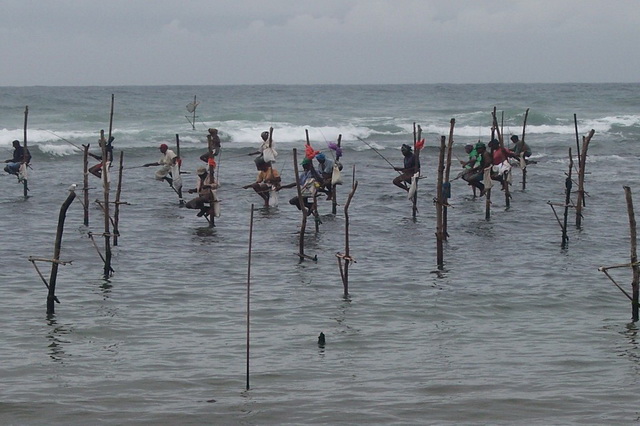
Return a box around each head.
[197,166,207,176]
[315,153,326,163]
[12,140,20,148]
[401,144,412,156]
[475,141,486,152]
[301,157,312,170]
[208,128,218,135]
[261,131,269,141]
[159,143,168,153]
[464,144,474,154]
[510,135,519,143]
[488,139,499,149]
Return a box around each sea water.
[1,84,640,425]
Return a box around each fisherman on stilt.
[186,166,218,217]
[4,139,31,178]
[243,155,281,208]
[143,143,182,192]
[88,136,114,178]
[392,144,418,192]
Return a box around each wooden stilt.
[443,119,455,240]
[22,106,29,198]
[293,148,312,261]
[331,135,342,215]
[246,204,254,390]
[113,151,124,246]
[436,136,446,269]
[100,129,113,278]
[561,149,573,248]
[337,170,358,296]
[575,129,595,228]
[624,187,640,322]
[175,134,184,205]
[83,145,90,226]
[411,124,421,220]
[521,108,530,191]
[46,190,76,315]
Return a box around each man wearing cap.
[186,166,218,216]
[287,158,320,214]
[144,143,178,187]
[392,144,418,192]
[315,152,341,200]
[243,155,281,207]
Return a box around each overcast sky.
[1,0,638,86]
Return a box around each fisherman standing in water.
[392,144,418,192]
[4,140,31,176]
[144,143,179,188]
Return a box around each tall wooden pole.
[293,149,308,261]
[332,134,342,215]
[246,204,254,389]
[192,95,197,130]
[175,134,184,205]
[339,174,358,296]
[83,145,90,226]
[436,136,446,269]
[113,151,124,246]
[561,148,573,249]
[443,119,455,240]
[624,186,640,322]
[23,106,29,197]
[100,130,113,278]
[47,191,76,315]
[411,124,420,219]
[576,129,595,228]
[521,108,530,191]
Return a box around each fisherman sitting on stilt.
[4,140,31,178]
[392,144,417,192]
[286,157,319,216]
[186,166,218,217]
[488,138,518,191]
[243,155,281,207]
[143,143,180,188]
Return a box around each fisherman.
[88,136,114,178]
[314,152,341,200]
[242,155,281,207]
[287,157,319,214]
[198,128,223,165]
[248,131,271,157]
[392,144,418,192]
[143,143,179,187]
[4,140,31,176]
[510,134,532,160]
[186,166,218,217]
[460,143,478,170]
[488,138,518,188]
[462,141,491,196]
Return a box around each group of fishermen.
[138,128,343,219]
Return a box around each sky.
[1,0,638,86]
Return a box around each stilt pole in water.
[100,130,113,278]
[83,145,90,226]
[293,149,309,261]
[175,134,184,205]
[561,149,573,248]
[331,134,342,215]
[246,204,254,390]
[47,190,76,315]
[113,151,124,246]
[23,106,29,197]
[624,187,640,321]
[443,119,455,240]
[575,129,595,228]
[521,108,530,191]
[337,170,358,296]
[411,124,421,220]
[436,136,446,269]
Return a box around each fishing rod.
[355,136,401,175]
[44,130,83,150]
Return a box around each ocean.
[1,83,640,425]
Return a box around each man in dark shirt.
[4,140,31,175]
[393,144,418,191]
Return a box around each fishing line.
[355,137,401,175]
[44,130,83,150]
